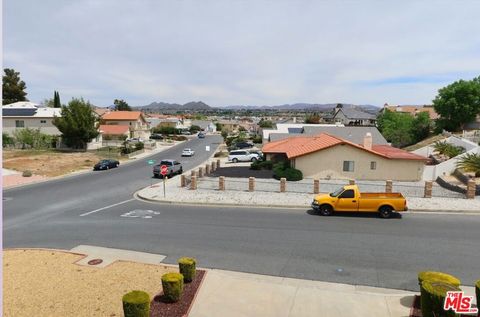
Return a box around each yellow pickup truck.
[311,185,407,218]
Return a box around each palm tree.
[433,141,449,155]
[456,153,480,177]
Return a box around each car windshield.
[160,161,171,165]
[100,160,109,164]
[330,186,345,197]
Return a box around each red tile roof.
[99,124,130,135]
[102,111,142,120]
[262,133,427,161]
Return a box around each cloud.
[3,0,480,107]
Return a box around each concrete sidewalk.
[190,269,417,317]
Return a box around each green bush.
[3,133,14,147]
[178,257,196,283]
[122,290,150,317]
[161,272,184,302]
[214,151,228,158]
[22,170,33,177]
[417,271,461,287]
[250,161,261,170]
[251,135,262,143]
[260,160,273,170]
[134,142,144,151]
[284,168,303,181]
[421,280,460,317]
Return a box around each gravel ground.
[139,175,480,212]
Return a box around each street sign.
[160,165,168,176]
[206,145,210,152]
[147,159,156,165]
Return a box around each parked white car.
[228,150,260,163]
[181,148,195,157]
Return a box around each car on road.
[249,150,264,160]
[126,137,144,143]
[181,130,192,135]
[198,132,205,139]
[149,134,164,140]
[93,159,120,170]
[153,160,183,178]
[228,150,261,163]
[311,184,407,218]
[181,148,195,157]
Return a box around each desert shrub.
[134,142,144,151]
[251,135,262,143]
[260,160,273,170]
[3,133,14,147]
[284,168,303,181]
[13,128,53,149]
[272,161,290,179]
[22,170,33,177]
[178,257,196,283]
[421,280,460,317]
[161,273,184,303]
[122,290,150,317]
[214,151,228,158]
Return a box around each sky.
[3,0,480,108]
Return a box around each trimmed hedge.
[161,272,184,302]
[418,271,461,287]
[178,257,196,283]
[421,280,460,317]
[284,168,303,181]
[122,290,150,317]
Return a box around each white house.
[2,102,62,136]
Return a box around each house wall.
[103,119,150,139]
[3,118,61,135]
[293,144,425,181]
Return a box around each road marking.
[120,209,161,219]
[79,199,135,217]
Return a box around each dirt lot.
[2,149,126,177]
[3,249,176,317]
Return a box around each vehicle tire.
[169,171,174,178]
[232,158,238,163]
[319,204,333,216]
[116,163,119,168]
[251,157,257,162]
[379,206,393,219]
[178,168,183,175]
[106,166,109,170]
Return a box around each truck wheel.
[179,168,183,174]
[319,204,333,216]
[379,206,393,219]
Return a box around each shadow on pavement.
[306,209,403,219]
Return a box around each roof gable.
[102,111,143,121]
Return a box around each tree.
[259,119,274,128]
[41,98,55,107]
[53,98,99,149]
[3,68,28,105]
[215,122,223,131]
[377,110,414,147]
[189,125,202,133]
[305,113,320,124]
[113,99,132,111]
[433,76,480,131]
[411,112,431,142]
[54,91,61,108]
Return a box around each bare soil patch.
[3,249,177,317]
[2,149,125,177]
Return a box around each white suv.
[228,150,260,163]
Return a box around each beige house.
[101,111,150,139]
[262,133,427,181]
[2,102,62,136]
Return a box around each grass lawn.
[2,148,126,177]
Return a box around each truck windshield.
[330,187,345,197]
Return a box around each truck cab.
[311,185,407,218]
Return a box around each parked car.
[126,137,144,143]
[234,141,254,149]
[198,132,205,139]
[93,159,120,171]
[181,148,195,157]
[149,134,164,140]
[153,160,183,178]
[228,150,260,163]
[249,150,264,160]
[181,130,192,135]
[311,185,407,219]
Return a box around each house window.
[40,120,47,124]
[370,161,377,170]
[15,120,25,128]
[343,161,354,172]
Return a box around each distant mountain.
[137,101,212,111]
[222,103,379,112]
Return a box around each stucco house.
[2,102,62,136]
[101,111,150,139]
[330,106,377,126]
[262,133,427,181]
[192,120,217,132]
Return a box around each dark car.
[93,159,120,170]
[198,132,205,139]
[149,133,164,140]
[234,141,254,149]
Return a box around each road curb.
[134,191,480,214]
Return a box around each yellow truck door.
[334,188,358,212]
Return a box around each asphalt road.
[4,134,480,291]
